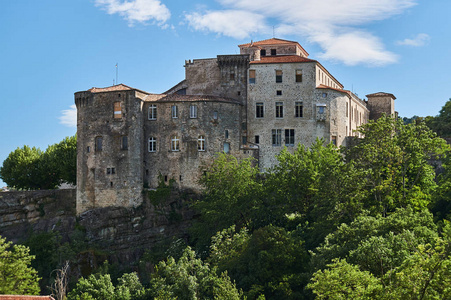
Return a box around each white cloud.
[59,105,77,128]
[185,0,417,66]
[185,10,268,39]
[95,0,170,26]
[396,33,430,46]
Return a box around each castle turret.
[366,92,396,120]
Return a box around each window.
[332,136,337,146]
[121,136,128,150]
[149,104,157,120]
[230,73,235,81]
[213,111,218,119]
[171,135,180,151]
[148,137,156,152]
[107,167,115,175]
[256,102,264,118]
[225,130,229,139]
[322,93,327,98]
[276,90,282,96]
[198,135,205,151]
[223,142,230,153]
[249,70,256,84]
[319,106,325,114]
[87,146,90,153]
[276,70,283,83]
[190,105,197,118]
[255,135,260,144]
[295,102,303,118]
[114,102,122,119]
[171,105,178,118]
[296,70,302,82]
[276,102,284,118]
[271,49,276,56]
[260,49,266,56]
[95,137,102,151]
[272,129,282,146]
[242,136,247,144]
[285,129,295,146]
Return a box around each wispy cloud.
[59,105,77,128]
[95,0,170,27]
[185,0,417,66]
[396,33,430,46]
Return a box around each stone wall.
[0,189,76,243]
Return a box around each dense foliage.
[0,235,40,295]
[425,98,451,138]
[0,135,76,190]
[10,115,451,299]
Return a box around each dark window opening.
[271,49,276,56]
[276,70,282,83]
[260,49,266,56]
[110,182,113,187]
[295,102,303,118]
[285,129,295,146]
[121,136,128,150]
[276,102,284,118]
[225,130,229,139]
[164,175,168,182]
[87,146,90,153]
[255,135,260,144]
[237,91,241,96]
[256,103,264,118]
[276,90,282,96]
[95,137,103,151]
[272,129,282,146]
[296,70,303,82]
[179,175,182,181]
[146,169,149,176]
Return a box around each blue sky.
[0,0,450,188]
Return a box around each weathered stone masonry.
[75,38,396,215]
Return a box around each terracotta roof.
[239,38,300,47]
[250,55,316,64]
[0,296,55,300]
[87,84,133,93]
[156,94,242,105]
[366,92,396,100]
[317,84,351,97]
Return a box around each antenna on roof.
[115,63,118,86]
[113,79,115,86]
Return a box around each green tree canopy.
[0,236,40,295]
[0,135,76,190]
[425,98,451,138]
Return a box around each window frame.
[171,105,178,119]
[95,136,103,152]
[276,70,283,83]
[189,105,197,119]
[249,70,256,84]
[285,129,295,146]
[148,137,156,152]
[295,101,303,118]
[198,135,205,151]
[121,136,128,150]
[148,104,157,120]
[256,102,264,118]
[295,70,302,82]
[276,102,284,118]
[171,135,180,151]
[272,129,282,146]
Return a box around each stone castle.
[75,38,396,214]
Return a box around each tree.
[148,247,242,300]
[0,145,44,190]
[345,115,448,215]
[0,235,40,295]
[208,225,309,300]
[425,98,451,138]
[308,259,382,300]
[0,135,76,190]
[191,153,262,252]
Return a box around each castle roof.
[250,55,316,64]
[87,84,133,93]
[366,92,396,100]
[154,94,242,105]
[239,38,309,57]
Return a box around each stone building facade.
[75,38,396,214]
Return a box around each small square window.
[322,93,327,98]
[276,90,282,96]
[260,49,266,56]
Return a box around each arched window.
[198,135,205,151]
[171,135,180,151]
